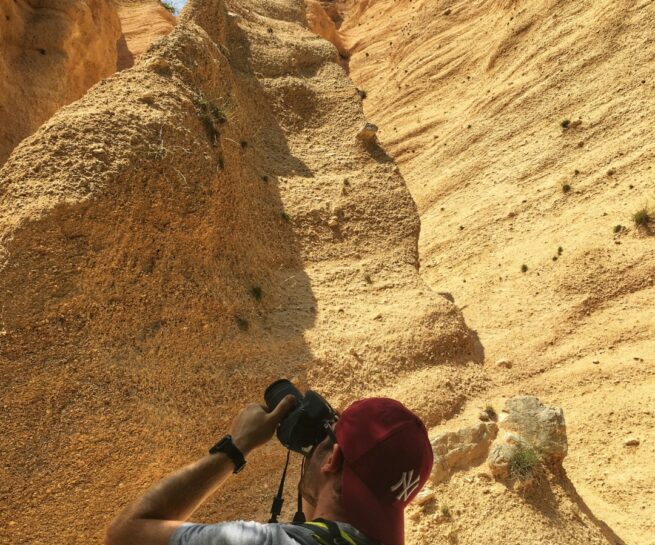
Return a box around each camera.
[264,379,337,454]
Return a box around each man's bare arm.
[105,452,235,545]
[105,396,296,545]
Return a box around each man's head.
[299,398,433,545]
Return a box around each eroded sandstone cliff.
[0,0,121,164]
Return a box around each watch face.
[209,435,230,454]
[209,436,246,473]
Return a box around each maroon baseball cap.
[334,398,433,545]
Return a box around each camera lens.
[264,379,303,412]
[303,391,336,422]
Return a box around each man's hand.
[229,394,296,455]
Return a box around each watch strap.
[209,435,246,474]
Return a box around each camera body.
[264,379,337,454]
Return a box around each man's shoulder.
[170,520,303,545]
[170,519,378,545]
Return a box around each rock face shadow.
[116,32,135,70]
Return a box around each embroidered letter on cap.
[390,470,420,501]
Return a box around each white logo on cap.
[390,469,420,501]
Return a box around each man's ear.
[321,443,343,474]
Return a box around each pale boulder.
[499,396,568,464]
[431,422,498,483]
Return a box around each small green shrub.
[561,183,571,193]
[440,504,451,517]
[509,445,540,480]
[521,264,528,273]
[193,93,228,144]
[633,207,651,227]
[561,119,571,129]
[193,94,227,122]
[207,103,227,124]
[251,286,262,301]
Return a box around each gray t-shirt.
[171,521,300,545]
[171,520,373,545]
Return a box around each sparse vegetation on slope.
[338,0,655,540]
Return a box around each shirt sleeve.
[170,520,301,545]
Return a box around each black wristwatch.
[209,435,246,474]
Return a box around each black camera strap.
[269,449,307,524]
[269,450,291,523]
[293,489,306,523]
[292,454,307,523]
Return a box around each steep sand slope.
[409,471,615,545]
[116,0,176,70]
[0,0,121,165]
[0,0,483,542]
[336,0,655,543]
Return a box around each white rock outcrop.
[487,396,567,479]
[431,422,498,482]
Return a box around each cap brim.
[341,462,404,545]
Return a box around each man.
[106,395,433,545]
